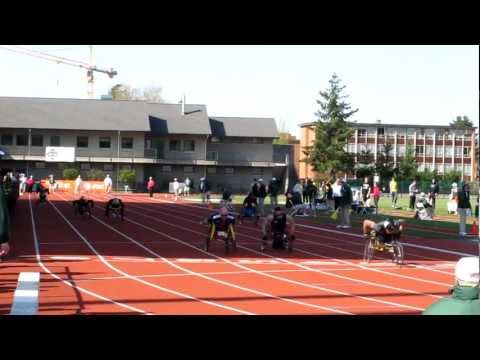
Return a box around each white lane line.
[84,193,353,314]
[52,193,254,315]
[27,195,151,315]
[10,272,40,315]
[50,256,90,261]
[96,194,427,312]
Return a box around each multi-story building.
[0,97,281,192]
[299,120,477,181]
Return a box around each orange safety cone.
[469,220,478,236]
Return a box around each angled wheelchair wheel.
[363,238,375,263]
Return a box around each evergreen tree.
[398,145,417,180]
[450,115,473,128]
[303,73,358,179]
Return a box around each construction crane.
[0,45,117,99]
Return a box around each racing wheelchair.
[363,232,404,265]
[73,199,94,219]
[261,231,293,253]
[205,222,237,254]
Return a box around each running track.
[1,192,478,315]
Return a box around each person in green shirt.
[423,257,480,315]
[389,177,398,208]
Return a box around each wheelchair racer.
[105,197,125,220]
[261,207,295,252]
[363,218,404,251]
[205,207,236,249]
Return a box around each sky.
[0,45,478,137]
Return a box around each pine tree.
[304,73,358,179]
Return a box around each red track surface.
[1,192,478,315]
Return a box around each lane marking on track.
[52,193,254,315]
[50,256,90,261]
[27,195,151,315]
[94,194,429,312]
[111,257,156,262]
[10,272,40,315]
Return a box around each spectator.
[74,175,82,194]
[457,181,471,237]
[423,257,480,315]
[408,179,419,210]
[429,178,440,212]
[26,175,34,193]
[199,177,210,204]
[251,178,260,198]
[332,178,343,211]
[19,173,26,195]
[302,179,307,204]
[336,179,352,229]
[0,184,10,260]
[184,176,191,197]
[389,177,398,208]
[104,174,112,193]
[268,177,279,207]
[325,182,334,211]
[48,174,56,193]
[172,178,180,201]
[306,179,317,208]
[2,175,18,224]
[361,177,371,204]
[147,176,155,198]
[351,190,362,214]
[448,182,459,215]
[292,181,303,195]
[372,182,381,212]
[257,179,267,216]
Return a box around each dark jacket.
[457,185,471,209]
[199,180,210,193]
[430,183,439,196]
[268,180,279,196]
[0,186,10,244]
[251,183,259,197]
[423,286,480,315]
[258,184,267,198]
[339,183,353,207]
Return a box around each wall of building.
[207,140,274,163]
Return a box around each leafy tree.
[109,84,165,103]
[86,169,104,181]
[398,145,417,181]
[449,115,473,128]
[118,170,136,186]
[443,170,462,184]
[303,73,359,178]
[63,168,79,180]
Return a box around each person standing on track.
[423,256,480,315]
[104,174,113,193]
[389,177,398,208]
[75,175,83,194]
[199,177,210,204]
[172,178,179,201]
[184,176,191,197]
[147,176,155,198]
[429,178,439,215]
[26,175,34,193]
[267,177,279,208]
[0,184,10,260]
[457,181,471,237]
[257,179,267,216]
[19,173,26,196]
[48,174,56,193]
[336,179,352,229]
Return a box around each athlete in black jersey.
[261,207,295,252]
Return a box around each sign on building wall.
[45,147,75,162]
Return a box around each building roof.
[209,116,278,138]
[0,97,150,131]
[298,120,477,131]
[148,103,211,135]
[0,97,276,137]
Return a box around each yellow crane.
[0,45,117,99]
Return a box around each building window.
[99,137,111,149]
[31,135,43,147]
[445,146,453,157]
[162,165,172,173]
[183,140,195,152]
[357,129,367,137]
[224,167,234,175]
[463,147,470,156]
[80,163,91,170]
[50,136,60,146]
[206,151,218,161]
[445,164,453,172]
[464,165,472,175]
[57,163,67,169]
[435,164,444,174]
[417,164,425,172]
[184,166,194,173]
[455,146,463,158]
[210,137,220,143]
[252,167,263,175]
[425,145,433,156]
[397,145,406,156]
[207,167,216,174]
[427,163,435,171]
[367,144,375,153]
[145,139,151,149]
[415,145,424,155]
[1,134,13,145]
[347,144,356,153]
[35,162,45,169]
[121,137,133,149]
[377,128,384,136]
[169,140,181,151]
[77,136,89,148]
[120,164,131,170]
[103,164,113,171]
[232,137,244,143]
[455,163,463,171]
[435,146,444,157]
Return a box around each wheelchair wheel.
[205,237,210,252]
[392,241,404,265]
[363,238,375,263]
